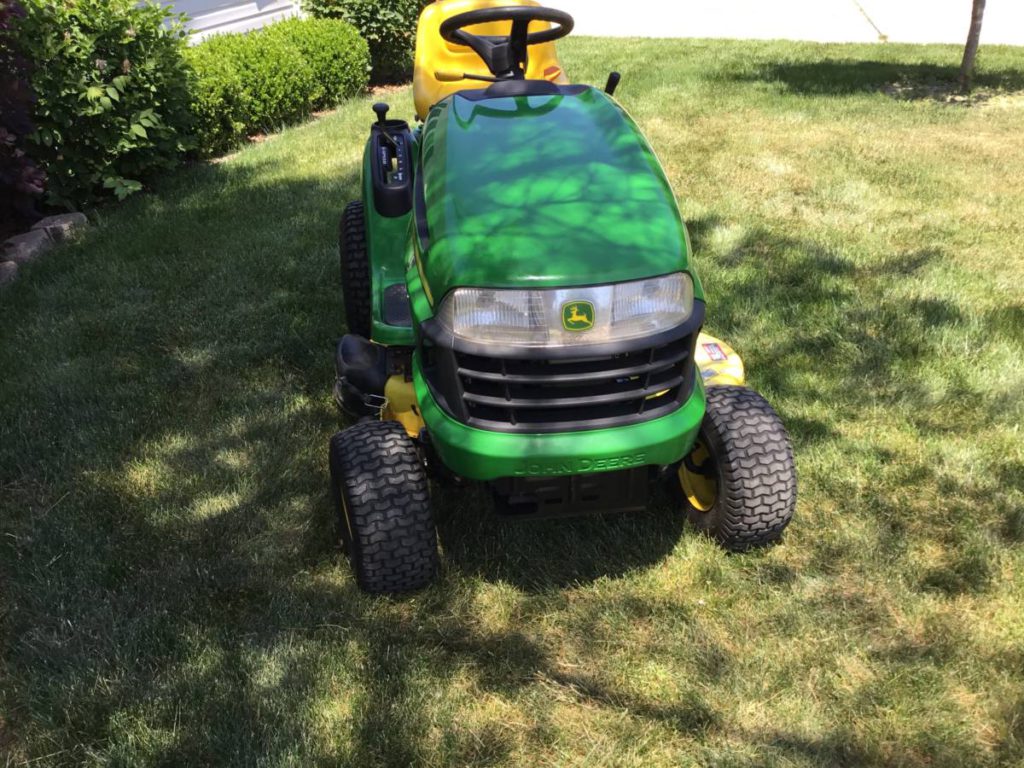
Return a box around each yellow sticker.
[562,301,595,332]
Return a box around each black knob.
[372,102,390,124]
[605,72,621,96]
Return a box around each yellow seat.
[413,0,570,121]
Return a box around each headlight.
[436,273,695,348]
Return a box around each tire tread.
[689,386,796,550]
[329,421,437,593]
[339,201,372,338]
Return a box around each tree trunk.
[959,0,987,91]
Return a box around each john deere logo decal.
[562,301,595,332]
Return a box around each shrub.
[13,0,193,208]
[182,41,247,159]
[0,0,45,230]
[303,0,430,84]
[186,18,369,156]
[264,17,370,109]
[187,31,317,153]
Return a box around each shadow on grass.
[0,150,361,763]
[725,59,1024,99]
[0,142,718,764]
[1,111,1021,766]
[687,215,1012,597]
[322,582,722,766]
[435,484,686,591]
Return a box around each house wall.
[165,0,304,43]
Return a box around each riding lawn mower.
[329,0,797,593]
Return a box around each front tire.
[678,385,796,550]
[329,421,438,593]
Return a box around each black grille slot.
[453,336,694,432]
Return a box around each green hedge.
[8,5,369,207]
[303,0,430,84]
[13,0,193,208]
[186,18,370,156]
[265,18,370,108]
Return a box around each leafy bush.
[264,18,370,109]
[6,6,370,206]
[303,0,430,84]
[13,0,193,207]
[0,0,45,230]
[186,31,316,154]
[186,18,369,156]
[182,42,247,159]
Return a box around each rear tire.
[329,421,438,593]
[339,201,372,338]
[679,385,796,550]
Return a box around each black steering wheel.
[440,6,574,80]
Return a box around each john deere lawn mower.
[329,0,796,593]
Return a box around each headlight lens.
[436,273,695,348]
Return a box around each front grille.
[450,335,695,433]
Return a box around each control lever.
[605,71,621,96]
[368,102,412,215]
[372,102,399,152]
[435,70,499,83]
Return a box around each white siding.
[165,0,304,43]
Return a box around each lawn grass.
[2,37,1023,767]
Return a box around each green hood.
[418,87,693,303]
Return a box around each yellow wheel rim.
[679,439,718,513]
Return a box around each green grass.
[2,38,1024,767]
